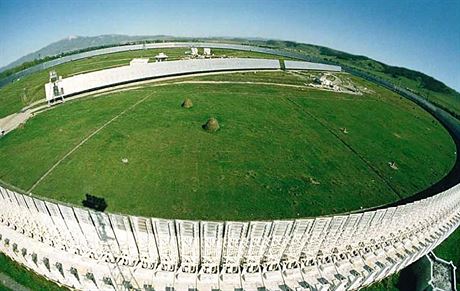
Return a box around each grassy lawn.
[0,253,65,291]
[0,48,288,119]
[191,71,457,199]
[0,72,455,220]
[190,71,457,197]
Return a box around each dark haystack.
[202,117,220,132]
[182,98,193,109]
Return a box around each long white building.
[284,60,341,72]
[44,58,282,104]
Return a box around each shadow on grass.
[82,193,107,212]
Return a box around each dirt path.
[0,112,31,134]
[161,79,362,95]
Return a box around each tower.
[45,70,65,105]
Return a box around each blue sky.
[0,0,459,91]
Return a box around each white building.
[154,52,168,62]
[203,48,212,57]
[42,58,281,101]
[44,71,65,105]
[191,47,199,56]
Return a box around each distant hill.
[0,34,174,72]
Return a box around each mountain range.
[0,34,177,72]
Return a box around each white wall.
[284,60,341,72]
[45,58,281,102]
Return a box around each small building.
[203,48,212,57]
[44,70,65,105]
[191,47,199,56]
[129,58,149,66]
[49,70,58,82]
[154,52,168,62]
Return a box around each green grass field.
[0,71,455,220]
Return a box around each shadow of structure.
[82,194,107,212]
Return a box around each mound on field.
[203,117,220,132]
[181,98,193,109]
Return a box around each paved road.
[0,112,31,135]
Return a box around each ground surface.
[0,71,455,220]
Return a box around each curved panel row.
[0,183,459,291]
[44,58,281,103]
[284,61,341,72]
